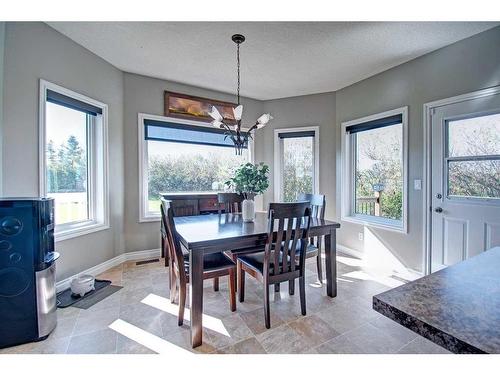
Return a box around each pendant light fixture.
[209,34,272,155]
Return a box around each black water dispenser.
[0,198,59,348]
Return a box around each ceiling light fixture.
[209,34,272,155]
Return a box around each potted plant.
[226,162,270,222]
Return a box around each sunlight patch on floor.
[337,255,364,268]
[141,293,231,337]
[109,319,190,354]
[341,270,404,288]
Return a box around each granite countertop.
[373,247,500,354]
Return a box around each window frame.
[273,126,320,202]
[138,112,254,222]
[39,79,109,241]
[444,111,500,204]
[341,107,408,233]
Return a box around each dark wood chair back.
[265,202,311,280]
[170,199,199,217]
[297,193,325,219]
[217,193,244,214]
[160,199,188,284]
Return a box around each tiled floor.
[0,254,451,354]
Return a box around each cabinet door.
[171,200,199,217]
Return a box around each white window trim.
[340,107,408,233]
[39,79,109,242]
[273,126,320,202]
[138,112,255,223]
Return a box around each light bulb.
[208,106,223,121]
[233,105,243,121]
[257,113,273,126]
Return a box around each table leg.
[189,249,204,348]
[324,229,337,297]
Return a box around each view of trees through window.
[447,113,500,199]
[282,136,314,202]
[45,102,90,225]
[147,140,248,213]
[354,124,403,221]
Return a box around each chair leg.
[299,276,306,316]
[274,283,280,293]
[178,283,186,326]
[289,279,295,295]
[316,252,323,284]
[170,272,177,304]
[237,261,245,302]
[228,269,236,312]
[213,277,219,292]
[264,284,271,329]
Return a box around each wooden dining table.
[173,211,341,348]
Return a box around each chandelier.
[209,34,272,155]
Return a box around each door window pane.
[448,160,500,199]
[45,102,90,225]
[354,124,403,221]
[282,136,314,202]
[147,140,248,214]
[448,113,500,157]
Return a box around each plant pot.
[242,199,255,222]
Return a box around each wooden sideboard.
[160,192,219,216]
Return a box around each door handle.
[434,207,443,213]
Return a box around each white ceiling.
[47,22,498,100]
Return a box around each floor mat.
[72,285,122,309]
[56,279,121,308]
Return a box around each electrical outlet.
[414,179,422,190]
[358,232,363,241]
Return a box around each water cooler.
[0,198,59,348]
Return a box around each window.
[40,80,109,241]
[341,107,408,232]
[139,115,251,220]
[274,127,319,202]
[446,112,500,200]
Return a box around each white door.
[430,91,500,273]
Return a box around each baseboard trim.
[56,248,161,292]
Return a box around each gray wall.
[122,72,264,252]
[335,26,500,272]
[2,22,125,280]
[254,92,336,219]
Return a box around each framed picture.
[164,91,237,123]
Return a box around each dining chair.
[161,199,237,325]
[296,193,326,288]
[237,202,312,329]
[217,192,244,214]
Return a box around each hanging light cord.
[236,42,241,106]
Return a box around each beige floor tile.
[239,307,285,335]
[288,315,341,347]
[397,336,451,354]
[315,334,365,354]
[67,329,117,354]
[256,324,312,354]
[216,337,266,354]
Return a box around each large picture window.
[341,107,408,232]
[40,80,109,241]
[274,127,319,202]
[139,115,251,220]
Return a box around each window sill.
[139,215,160,223]
[55,222,110,242]
[341,215,407,234]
